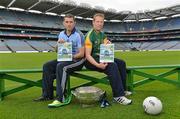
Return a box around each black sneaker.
[33,96,53,102]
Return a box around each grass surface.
[0,51,180,119]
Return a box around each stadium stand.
[0,39,11,52]
[4,39,37,52]
[25,40,55,52]
[45,40,56,48]
[0,0,179,52]
[168,41,180,50]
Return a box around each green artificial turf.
[0,51,180,119]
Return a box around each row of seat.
[1,39,180,52]
[0,9,180,32]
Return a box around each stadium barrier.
[0,64,180,105]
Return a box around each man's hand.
[97,63,108,70]
[104,39,111,44]
[57,39,65,43]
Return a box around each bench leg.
[178,68,180,87]
[0,76,5,101]
[127,70,134,92]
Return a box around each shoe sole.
[48,103,68,108]
[113,100,133,105]
[48,94,72,108]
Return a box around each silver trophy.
[72,86,105,107]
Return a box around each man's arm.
[103,37,111,44]
[73,46,84,59]
[86,47,107,70]
[54,32,65,51]
[85,32,107,69]
[54,39,66,51]
[73,34,84,59]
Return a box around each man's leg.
[85,60,132,105]
[34,59,57,101]
[114,58,127,90]
[56,59,85,102]
[104,62,132,105]
[42,60,58,99]
[85,60,124,97]
[104,62,125,97]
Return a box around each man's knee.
[56,63,64,70]
[43,60,56,71]
[43,62,50,71]
[108,62,118,70]
[121,60,126,67]
[116,59,126,67]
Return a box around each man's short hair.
[93,13,105,21]
[64,14,75,21]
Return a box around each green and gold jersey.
[85,29,108,59]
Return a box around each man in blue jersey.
[34,14,85,107]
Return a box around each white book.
[57,42,72,61]
[100,44,114,63]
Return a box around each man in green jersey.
[84,13,132,105]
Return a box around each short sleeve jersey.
[85,29,107,59]
[58,28,83,55]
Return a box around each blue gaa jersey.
[58,28,83,55]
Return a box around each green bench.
[0,64,180,105]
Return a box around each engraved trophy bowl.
[72,86,105,107]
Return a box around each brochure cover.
[100,44,114,63]
[57,42,72,61]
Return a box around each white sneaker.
[124,91,132,96]
[114,96,132,105]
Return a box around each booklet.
[57,42,72,61]
[100,44,114,63]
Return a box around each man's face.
[63,17,75,31]
[93,16,104,32]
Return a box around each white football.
[143,96,163,115]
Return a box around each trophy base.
[81,104,95,108]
